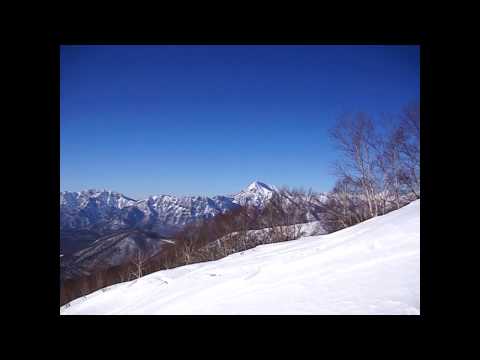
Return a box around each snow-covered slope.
[61,200,420,315]
[208,220,327,251]
[60,230,173,280]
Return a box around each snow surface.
[211,220,327,249]
[60,200,420,315]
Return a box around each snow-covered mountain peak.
[246,181,277,193]
[233,181,277,207]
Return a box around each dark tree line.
[155,189,318,267]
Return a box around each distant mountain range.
[60,181,278,255]
[60,181,329,281]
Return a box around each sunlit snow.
[61,200,420,315]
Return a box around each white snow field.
[61,200,420,315]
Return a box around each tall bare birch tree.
[330,112,379,218]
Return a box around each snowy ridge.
[61,229,172,280]
[211,220,327,249]
[60,190,139,232]
[61,200,420,315]
[60,189,137,210]
[60,181,282,238]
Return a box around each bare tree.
[382,125,408,210]
[180,233,196,265]
[130,249,147,279]
[320,176,367,232]
[398,102,420,198]
[282,188,306,240]
[330,112,380,219]
[327,103,420,230]
[238,205,251,251]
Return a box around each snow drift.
[60,200,420,315]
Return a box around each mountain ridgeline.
[60,181,286,255]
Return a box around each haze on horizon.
[60,45,419,199]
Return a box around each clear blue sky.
[60,45,419,199]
